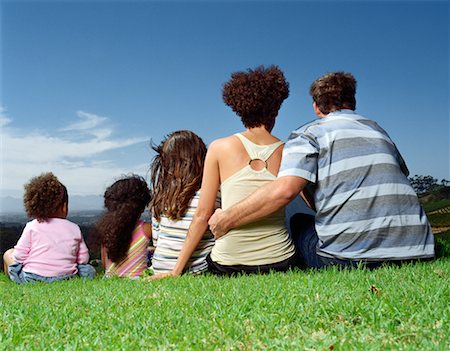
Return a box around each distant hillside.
[419,186,450,209]
[0,195,104,214]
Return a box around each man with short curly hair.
[209,71,435,268]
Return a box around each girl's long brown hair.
[150,130,207,221]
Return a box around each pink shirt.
[13,218,90,277]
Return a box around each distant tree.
[408,175,439,194]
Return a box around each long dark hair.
[150,130,207,221]
[95,175,151,263]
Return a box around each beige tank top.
[210,133,295,266]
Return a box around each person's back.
[208,71,435,269]
[3,172,95,283]
[15,218,89,277]
[211,133,295,265]
[148,66,297,279]
[104,220,151,278]
[149,131,217,275]
[152,191,219,274]
[96,175,152,279]
[282,109,434,261]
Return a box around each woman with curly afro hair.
[3,172,96,283]
[94,174,152,278]
[149,65,296,279]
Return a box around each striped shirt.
[105,220,150,278]
[151,191,220,274]
[279,110,434,261]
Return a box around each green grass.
[422,198,450,213]
[1,257,449,350]
[435,231,450,258]
[2,197,448,350]
[428,213,450,228]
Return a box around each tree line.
[408,175,449,195]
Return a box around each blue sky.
[1,0,449,206]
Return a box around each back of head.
[222,65,289,130]
[103,175,151,214]
[309,71,357,115]
[150,130,206,221]
[23,172,68,222]
[97,174,151,263]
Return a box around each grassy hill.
[1,192,449,350]
[0,259,449,350]
[420,186,450,256]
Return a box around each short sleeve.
[278,129,319,183]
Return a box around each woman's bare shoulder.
[209,134,241,152]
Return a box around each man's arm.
[208,176,308,238]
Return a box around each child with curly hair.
[95,175,152,278]
[3,172,96,284]
[149,130,220,275]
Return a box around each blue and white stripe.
[279,110,434,261]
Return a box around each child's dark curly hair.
[222,65,289,130]
[23,172,68,222]
[95,175,151,263]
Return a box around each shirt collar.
[326,109,356,117]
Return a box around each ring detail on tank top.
[248,158,268,170]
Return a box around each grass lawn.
[2,192,449,350]
[1,255,449,350]
[422,198,450,213]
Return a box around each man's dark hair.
[309,72,357,115]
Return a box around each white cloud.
[60,111,113,141]
[0,117,12,128]
[62,110,108,131]
[0,110,150,199]
[0,106,12,127]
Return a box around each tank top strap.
[235,133,283,161]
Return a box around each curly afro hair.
[95,175,152,263]
[23,172,68,222]
[309,71,357,115]
[222,65,289,130]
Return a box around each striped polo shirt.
[279,110,434,261]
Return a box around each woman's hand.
[144,271,178,281]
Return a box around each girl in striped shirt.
[149,130,219,275]
[95,175,152,278]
